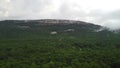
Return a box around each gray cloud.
[0,0,120,30]
[91,10,120,30]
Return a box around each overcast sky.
[0,0,120,30]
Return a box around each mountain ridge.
[0,19,99,25]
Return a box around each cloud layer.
[0,0,120,30]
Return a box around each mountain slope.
[0,19,120,68]
[0,19,102,38]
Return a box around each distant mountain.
[0,19,115,39]
[0,19,99,25]
[0,19,101,29]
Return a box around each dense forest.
[0,20,120,68]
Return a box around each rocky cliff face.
[0,19,99,25]
[0,19,101,31]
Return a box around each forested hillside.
[0,19,120,68]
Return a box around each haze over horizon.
[0,0,120,30]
